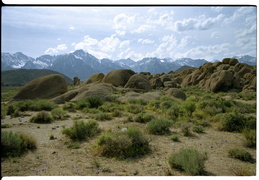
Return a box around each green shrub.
[86,96,103,108]
[181,123,192,136]
[244,116,256,130]
[51,108,67,120]
[62,120,100,141]
[94,112,112,121]
[220,112,245,132]
[15,100,57,111]
[1,131,37,157]
[111,109,123,117]
[7,105,15,115]
[192,125,205,133]
[1,131,23,157]
[63,102,77,112]
[128,98,148,106]
[147,118,172,135]
[96,127,150,158]
[125,104,145,114]
[133,113,154,123]
[1,124,12,128]
[99,102,121,112]
[76,100,90,110]
[170,134,180,142]
[29,111,54,124]
[167,106,180,119]
[228,148,254,163]
[243,129,256,148]
[182,102,196,117]
[168,148,207,175]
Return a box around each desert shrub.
[243,129,256,148]
[19,133,37,150]
[181,102,196,117]
[170,134,180,142]
[66,141,80,149]
[96,127,150,158]
[167,106,180,119]
[133,113,154,123]
[125,104,145,114]
[146,100,161,111]
[244,116,256,130]
[220,112,245,132]
[63,102,77,112]
[51,108,67,120]
[7,105,15,115]
[99,102,122,112]
[94,112,112,121]
[111,109,123,117]
[237,92,256,101]
[228,148,254,163]
[168,148,207,175]
[85,96,104,108]
[147,118,172,135]
[232,166,256,176]
[15,100,57,111]
[1,131,23,157]
[181,123,192,136]
[62,120,100,141]
[11,110,21,118]
[128,98,148,106]
[192,125,205,133]
[29,111,54,123]
[76,100,90,110]
[198,97,234,114]
[1,131,37,157]
[1,124,12,128]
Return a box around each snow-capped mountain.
[1,50,256,81]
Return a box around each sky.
[1,6,257,61]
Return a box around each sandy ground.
[1,110,256,177]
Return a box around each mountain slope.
[1,69,73,86]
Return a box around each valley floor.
[1,110,256,176]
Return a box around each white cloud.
[125,51,144,61]
[119,40,130,48]
[134,24,152,33]
[224,7,255,24]
[68,25,75,30]
[87,49,111,59]
[138,38,154,44]
[99,34,120,52]
[211,31,220,38]
[115,30,126,36]
[178,36,191,48]
[174,43,232,60]
[173,14,224,31]
[113,13,135,30]
[211,7,223,12]
[44,44,67,55]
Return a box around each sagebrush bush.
[147,118,172,135]
[76,100,90,110]
[62,120,100,141]
[1,131,37,157]
[63,102,77,112]
[7,105,15,115]
[243,129,256,148]
[170,134,180,142]
[96,127,150,158]
[29,111,54,123]
[168,148,207,175]
[111,109,123,117]
[125,104,145,114]
[85,96,104,108]
[94,112,112,121]
[15,100,57,111]
[128,98,148,106]
[51,108,67,120]
[220,112,245,132]
[133,113,154,123]
[19,133,37,150]
[167,106,180,119]
[192,125,205,133]
[182,102,196,117]
[228,148,254,163]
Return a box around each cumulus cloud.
[174,14,224,31]
[45,44,67,55]
[113,13,135,30]
[138,38,154,44]
[211,7,223,12]
[134,24,152,33]
[224,7,255,24]
[119,40,130,48]
[125,51,144,61]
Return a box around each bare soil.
[1,110,256,176]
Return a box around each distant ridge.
[1,69,73,86]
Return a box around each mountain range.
[1,50,256,81]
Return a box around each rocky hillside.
[11,58,255,103]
